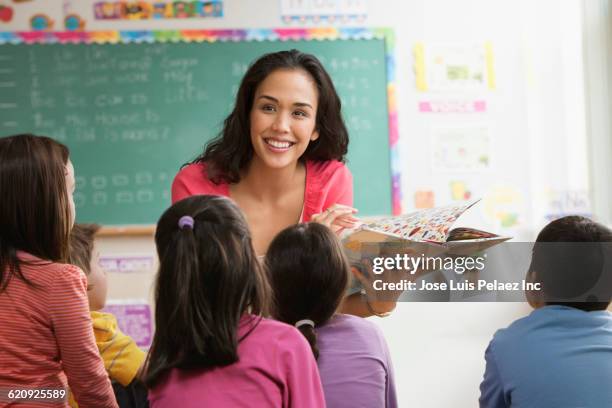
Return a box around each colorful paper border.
[0,28,402,215]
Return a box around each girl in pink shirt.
[145,195,325,408]
[172,49,358,256]
[0,134,117,408]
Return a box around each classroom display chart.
[0,29,399,225]
[103,301,152,348]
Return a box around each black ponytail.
[265,223,350,360]
[144,195,270,387]
[297,324,319,360]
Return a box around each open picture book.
[342,201,512,296]
[342,200,511,258]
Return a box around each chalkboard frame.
[0,27,401,235]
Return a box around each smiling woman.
[172,50,358,255]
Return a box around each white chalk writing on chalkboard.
[93,192,108,206]
[116,191,134,204]
[91,176,107,190]
[137,190,154,203]
[135,172,153,185]
[112,175,129,187]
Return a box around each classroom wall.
[1,0,594,406]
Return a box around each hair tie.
[178,215,195,230]
[294,319,315,329]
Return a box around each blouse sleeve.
[277,329,326,408]
[171,168,192,204]
[304,161,354,221]
[325,163,353,208]
[49,265,117,408]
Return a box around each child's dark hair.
[0,134,72,292]
[144,195,270,387]
[194,49,349,183]
[265,222,350,359]
[68,223,101,276]
[530,215,612,311]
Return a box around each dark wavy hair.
[265,222,350,359]
[193,49,349,183]
[144,195,270,387]
[0,134,72,292]
[529,215,612,311]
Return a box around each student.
[266,222,398,408]
[68,224,148,408]
[479,216,612,408]
[145,195,325,408]
[171,49,358,256]
[0,134,117,407]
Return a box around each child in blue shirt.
[479,216,612,408]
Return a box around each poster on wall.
[414,190,435,209]
[543,189,591,221]
[280,0,367,23]
[0,3,15,25]
[103,300,153,349]
[430,124,491,173]
[60,1,86,31]
[419,100,487,114]
[413,43,496,92]
[450,180,472,201]
[92,0,223,20]
[482,184,525,229]
[99,253,156,273]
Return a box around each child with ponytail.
[266,223,398,408]
[144,195,325,408]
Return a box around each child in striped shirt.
[0,134,117,408]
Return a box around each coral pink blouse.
[171,160,353,221]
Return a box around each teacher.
[172,49,357,255]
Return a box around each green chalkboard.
[0,38,391,225]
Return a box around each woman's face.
[65,160,76,228]
[249,68,319,170]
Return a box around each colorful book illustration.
[343,200,510,258]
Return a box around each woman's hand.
[310,204,359,235]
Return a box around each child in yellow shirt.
[69,224,147,407]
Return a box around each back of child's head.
[265,222,350,359]
[0,134,72,291]
[69,223,108,311]
[145,195,269,387]
[69,223,101,275]
[531,215,612,311]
